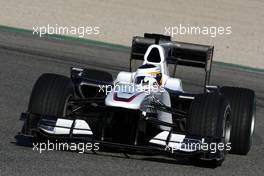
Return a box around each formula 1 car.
[16,33,256,165]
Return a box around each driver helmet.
[135,64,162,86]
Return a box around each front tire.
[28,73,75,117]
[220,87,256,155]
[187,93,231,165]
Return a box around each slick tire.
[28,73,75,117]
[187,93,231,166]
[220,87,256,155]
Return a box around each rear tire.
[187,93,231,165]
[220,87,256,155]
[28,73,75,117]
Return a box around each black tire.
[28,73,75,117]
[220,87,256,155]
[187,93,231,165]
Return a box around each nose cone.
[105,84,148,109]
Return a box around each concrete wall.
[0,0,263,69]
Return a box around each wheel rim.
[249,100,256,146]
[223,104,231,144]
[224,117,231,144]
[250,99,256,137]
[221,106,231,159]
[249,100,256,150]
[250,113,255,137]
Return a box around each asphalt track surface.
[0,30,263,176]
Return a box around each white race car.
[16,33,256,166]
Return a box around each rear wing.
[130,33,214,85]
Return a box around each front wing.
[16,112,224,160]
